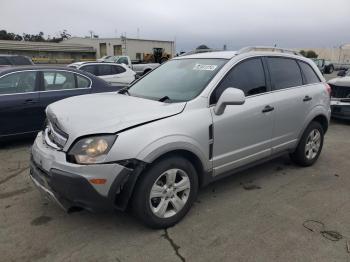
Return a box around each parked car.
[0,66,120,140]
[68,62,135,86]
[312,58,334,74]
[30,47,330,228]
[0,54,34,66]
[89,55,159,76]
[328,70,350,120]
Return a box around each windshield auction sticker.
[193,64,218,71]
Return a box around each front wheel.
[290,121,324,166]
[132,156,198,228]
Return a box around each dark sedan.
[0,66,121,140]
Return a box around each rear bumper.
[30,132,135,212]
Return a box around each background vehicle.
[0,66,118,139]
[68,62,135,86]
[90,55,160,76]
[0,55,34,66]
[328,70,350,120]
[30,47,330,228]
[312,58,334,74]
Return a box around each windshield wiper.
[158,96,172,102]
[117,86,130,95]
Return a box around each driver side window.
[0,71,37,95]
[210,58,267,104]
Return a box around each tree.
[300,50,306,57]
[306,50,318,58]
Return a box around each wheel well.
[312,115,328,133]
[149,150,205,187]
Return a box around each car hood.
[328,76,350,87]
[46,92,186,142]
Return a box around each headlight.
[68,135,117,164]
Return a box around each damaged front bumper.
[331,99,350,120]
[30,132,141,212]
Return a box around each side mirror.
[214,87,245,115]
[337,70,346,77]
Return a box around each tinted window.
[267,57,302,90]
[0,57,11,65]
[0,71,37,94]
[77,74,90,88]
[117,57,129,65]
[111,65,126,74]
[10,56,32,65]
[80,65,96,75]
[211,58,266,104]
[298,61,320,84]
[43,71,76,91]
[97,65,112,76]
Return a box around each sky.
[1,0,350,52]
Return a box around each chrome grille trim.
[44,121,68,149]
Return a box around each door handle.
[303,95,312,102]
[24,99,38,104]
[262,105,274,113]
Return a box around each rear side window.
[111,65,126,74]
[211,58,267,104]
[10,56,32,65]
[80,65,96,75]
[0,71,37,94]
[76,74,90,88]
[43,71,76,91]
[267,57,302,90]
[97,65,112,76]
[298,61,320,84]
[0,57,11,65]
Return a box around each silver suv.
[30,47,331,228]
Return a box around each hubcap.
[305,129,321,160]
[149,168,191,218]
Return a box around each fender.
[297,105,330,140]
[136,135,210,172]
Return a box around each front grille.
[330,84,350,98]
[44,121,68,149]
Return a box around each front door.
[0,71,41,137]
[210,57,274,176]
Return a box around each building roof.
[65,36,174,44]
[0,40,95,53]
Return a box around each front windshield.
[346,70,350,76]
[128,58,227,102]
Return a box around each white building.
[63,37,175,61]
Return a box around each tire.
[290,121,324,166]
[132,156,198,229]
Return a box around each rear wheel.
[132,156,198,228]
[290,121,324,166]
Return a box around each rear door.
[38,70,91,123]
[266,57,311,153]
[0,70,41,137]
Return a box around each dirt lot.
[0,119,350,262]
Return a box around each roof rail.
[237,46,301,56]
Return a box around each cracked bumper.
[30,132,133,212]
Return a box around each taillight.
[325,83,331,96]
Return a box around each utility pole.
[137,28,140,39]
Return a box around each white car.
[68,62,136,86]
